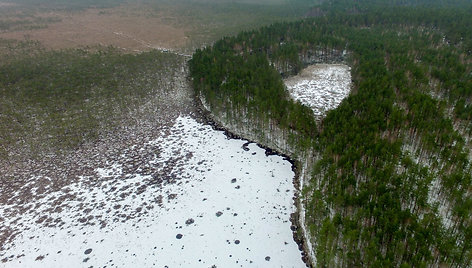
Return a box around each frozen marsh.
[0,116,305,267]
[284,64,351,119]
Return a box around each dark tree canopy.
[190,0,472,266]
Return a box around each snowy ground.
[284,64,351,119]
[1,116,305,267]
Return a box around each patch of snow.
[427,176,454,229]
[402,135,454,229]
[297,161,317,266]
[284,64,351,119]
[0,116,305,267]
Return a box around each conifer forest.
[190,0,472,266]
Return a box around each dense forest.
[189,0,472,266]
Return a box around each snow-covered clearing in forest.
[284,64,351,119]
[0,116,305,267]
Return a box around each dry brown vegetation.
[0,0,311,53]
[0,4,189,52]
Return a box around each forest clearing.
[284,64,351,120]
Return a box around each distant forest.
[190,0,472,266]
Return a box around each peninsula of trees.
[190,0,472,266]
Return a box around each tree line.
[189,1,472,266]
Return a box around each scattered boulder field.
[1,115,305,267]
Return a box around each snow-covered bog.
[284,64,351,119]
[1,116,305,267]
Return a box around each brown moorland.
[0,4,189,52]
